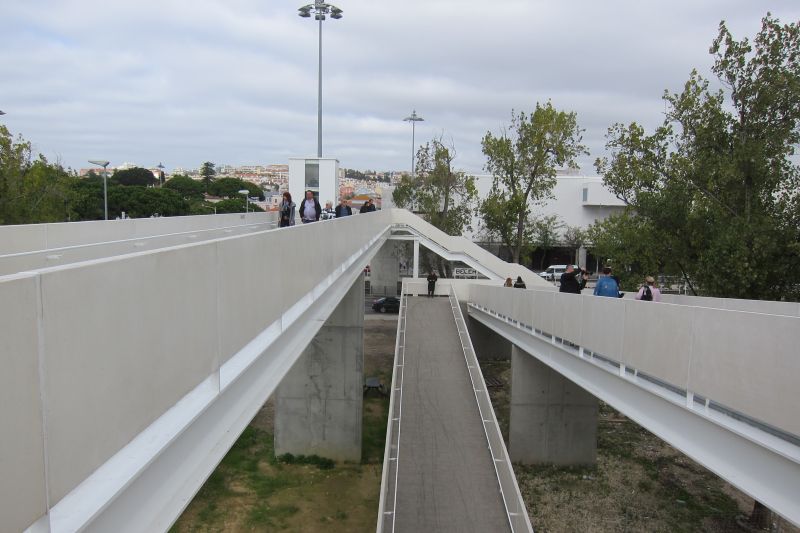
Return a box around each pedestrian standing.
[299,190,321,223]
[426,271,438,297]
[279,192,295,228]
[321,201,336,220]
[513,276,526,289]
[593,267,620,298]
[559,265,589,294]
[335,199,353,218]
[635,276,662,302]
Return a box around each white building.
[288,157,339,206]
[471,172,626,239]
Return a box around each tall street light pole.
[403,110,424,177]
[88,160,110,220]
[298,1,343,158]
[238,189,250,213]
[156,162,165,186]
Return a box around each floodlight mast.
[298,1,343,158]
[403,110,424,177]
[88,160,111,220]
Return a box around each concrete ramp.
[391,297,511,533]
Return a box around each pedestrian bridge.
[1,209,798,532]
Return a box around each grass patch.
[362,395,390,463]
[246,503,299,528]
[276,453,335,470]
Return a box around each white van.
[538,264,579,282]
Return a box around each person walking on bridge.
[299,190,321,223]
[335,198,352,218]
[560,265,589,294]
[321,201,336,220]
[635,276,662,302]
[279,192,295,228]
[426,271,438,297]
[594,267,620,298]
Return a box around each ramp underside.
[393,297,510,533]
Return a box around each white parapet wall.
[0,212,277,256]
[468,284,800,526]
[1,209,541,532]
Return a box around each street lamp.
[238,189,250,213]
[298,0,343,158]
[403,110,424,177]
[88,160,110,220]
[156,162,165,186]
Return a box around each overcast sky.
[2,1,798,174]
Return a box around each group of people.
[278,190,377,227]
[505,264,661,302]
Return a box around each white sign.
[454,267,478,278]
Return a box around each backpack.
[641,285,653,301]
[595,276,619,297]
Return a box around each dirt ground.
[480,359,799,533]
[171,316,397,533]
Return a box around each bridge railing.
[0,210,393,532]
[448,285,533,533]
[0,212,277,255]
[0,215,279,277]
[469,285,800,442]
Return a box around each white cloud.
[1,0,798,173]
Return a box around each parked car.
[538,264,579,282]
[372,296,400,313]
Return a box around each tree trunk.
[513,212,525,263]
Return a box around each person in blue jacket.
[594,267,620,297]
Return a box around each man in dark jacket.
[299,190,321,223]
[559,265,589,294]
[335,199,352,218]
[426,271,438,297]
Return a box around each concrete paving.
[393,296,510,533]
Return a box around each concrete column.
[274,274,364,461]
[510,345,598,465]
[413,238,420,278]
[578,246,587,270]
[467,314,512,361]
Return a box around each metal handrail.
[448,286,534,533]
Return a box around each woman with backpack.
[635,276,662,302]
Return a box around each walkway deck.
[393,297,510,533]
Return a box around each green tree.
[208,178,264,200]
[392,138,478,276]
[107,186,190,218]
[586,213,671,291]
[531,215,563,271]
[563,225,587,266]
[0,126,74,224]
[200,162,216,192]
[164,174,206,201]
[595,14,800,301]
[480,104,586,263]
[392,138,478,236]
[113,167,158,187]
[212,198,264,214]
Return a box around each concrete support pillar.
[413,238,420,278]
[467,314,512,361]
[274,274,364,461]
[578,246,587,270]
[510,345,598,465]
